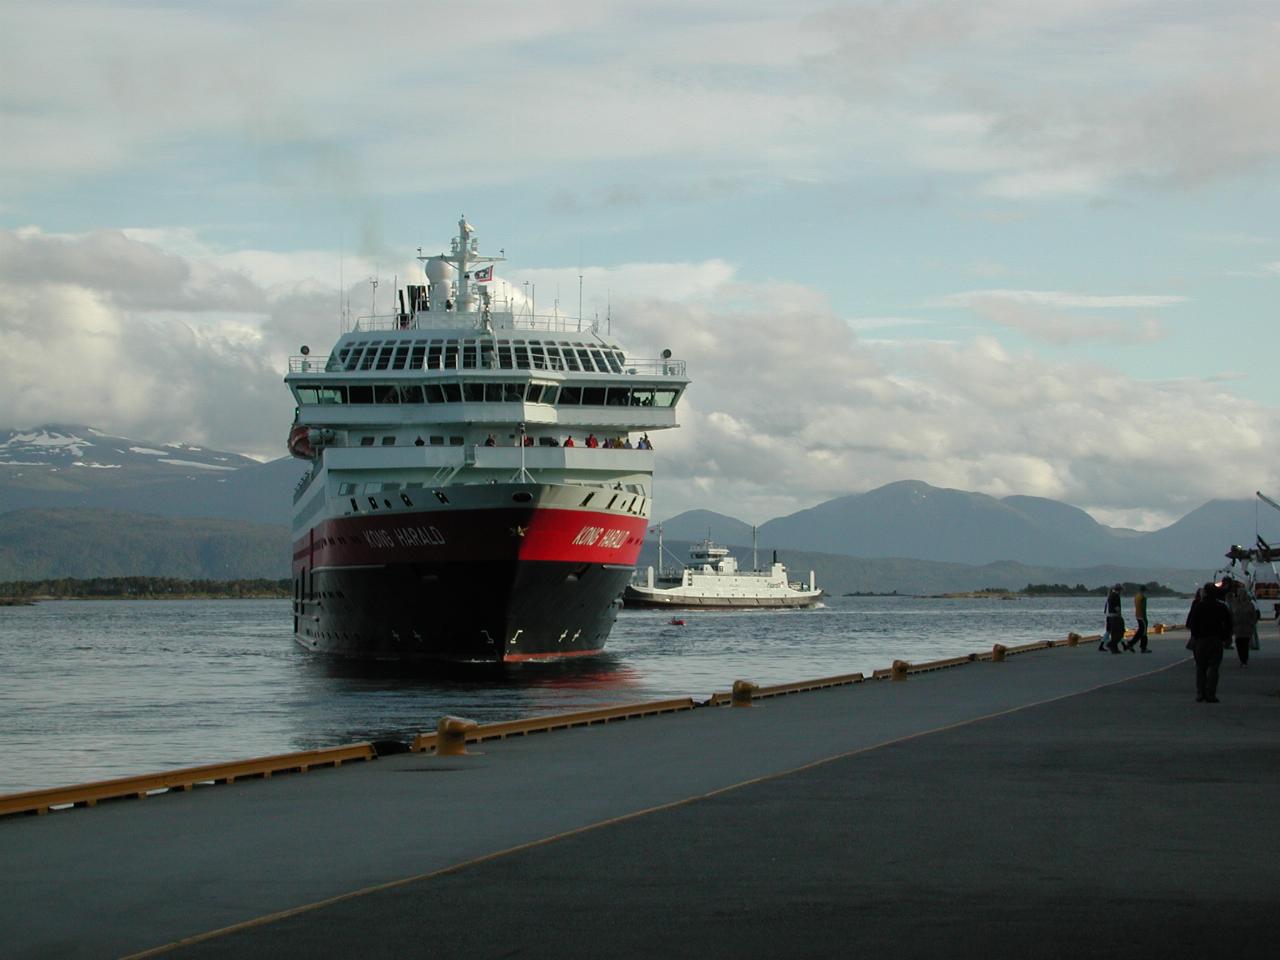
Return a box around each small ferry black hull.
[621,587,823,611]
[296,559,633,663]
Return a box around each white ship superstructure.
[624,539,821,610]
[284,217,689,663]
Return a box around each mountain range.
[658,479,1279,572]
[2,425,1274,584]
[0,426,305,525]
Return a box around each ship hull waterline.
[292,499,648,664]
[621,589,823,612]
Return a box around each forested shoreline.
[0,577,290,600]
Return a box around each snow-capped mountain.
[0,426,258,474]
[0,425,305,525]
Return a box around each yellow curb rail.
[906,654,975,674]
[411,698,698,753]
[755,671,866,699]
[0,742,377,819]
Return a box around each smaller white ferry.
[623,536,821,610]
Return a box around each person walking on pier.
[1227,580,1259,667]
[1102,584,1124,653]
[1186,582,1231,702]
[1125,585,1150,652]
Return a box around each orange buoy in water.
[669,618,685,626]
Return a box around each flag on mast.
[474,265,493,283]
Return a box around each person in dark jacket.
[1227,580,1259,666]
[1186,582,1232,702]
[1102,584,1124,654]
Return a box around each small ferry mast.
[284,217,689,663]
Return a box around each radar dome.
[424,256,456,285]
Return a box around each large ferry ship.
[284,217,688,663]
[623,537,821,610]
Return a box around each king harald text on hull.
[285,217,688,663]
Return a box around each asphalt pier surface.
[4,633,1280,959]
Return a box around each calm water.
[0,595,1191,794]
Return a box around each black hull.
[295,559,633,663]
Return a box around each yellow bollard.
[890,660,910,681]
[436,715,478,756]
[991,643,1007,662]
[1066,632,1081,647]
[730,679,758,707]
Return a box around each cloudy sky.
[2,0,1278,529]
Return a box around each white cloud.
[936,288,1181,345]
[1,224,1277,525]
[942,290,1187,309]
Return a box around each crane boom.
[1258,491,1280,514]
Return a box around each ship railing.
[346,312,600,334]
[285,356,686,376]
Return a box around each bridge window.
[375,385,399,404]
[580,387,605,405]
[359,342,381,370]
[497,343,513,369]
[654,388,681,407]
[529,343,546,369]
[463,382,484,402]
[347,385,374,404]
[442,341,459,369]
[401,385,424,404]
[576,348,595,371]
[559,386,581,405]
[605,387,630,406]
[441,383,461,402]
[393,344,411,369]
[409,344,426,368]
[514,343,529,368]
[461,341,477,369]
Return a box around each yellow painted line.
[119,656,1189,960]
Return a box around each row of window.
[333,338,628,374]
[294,382,681,408]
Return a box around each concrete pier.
[3,633,1278,958]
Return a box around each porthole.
[512,491,533,503]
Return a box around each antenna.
[368,276,379,318]
[338,232,344,335]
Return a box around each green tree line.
[0,577,291,599]
[976,582,1184,597]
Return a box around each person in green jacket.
[1125,585,1150,652]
